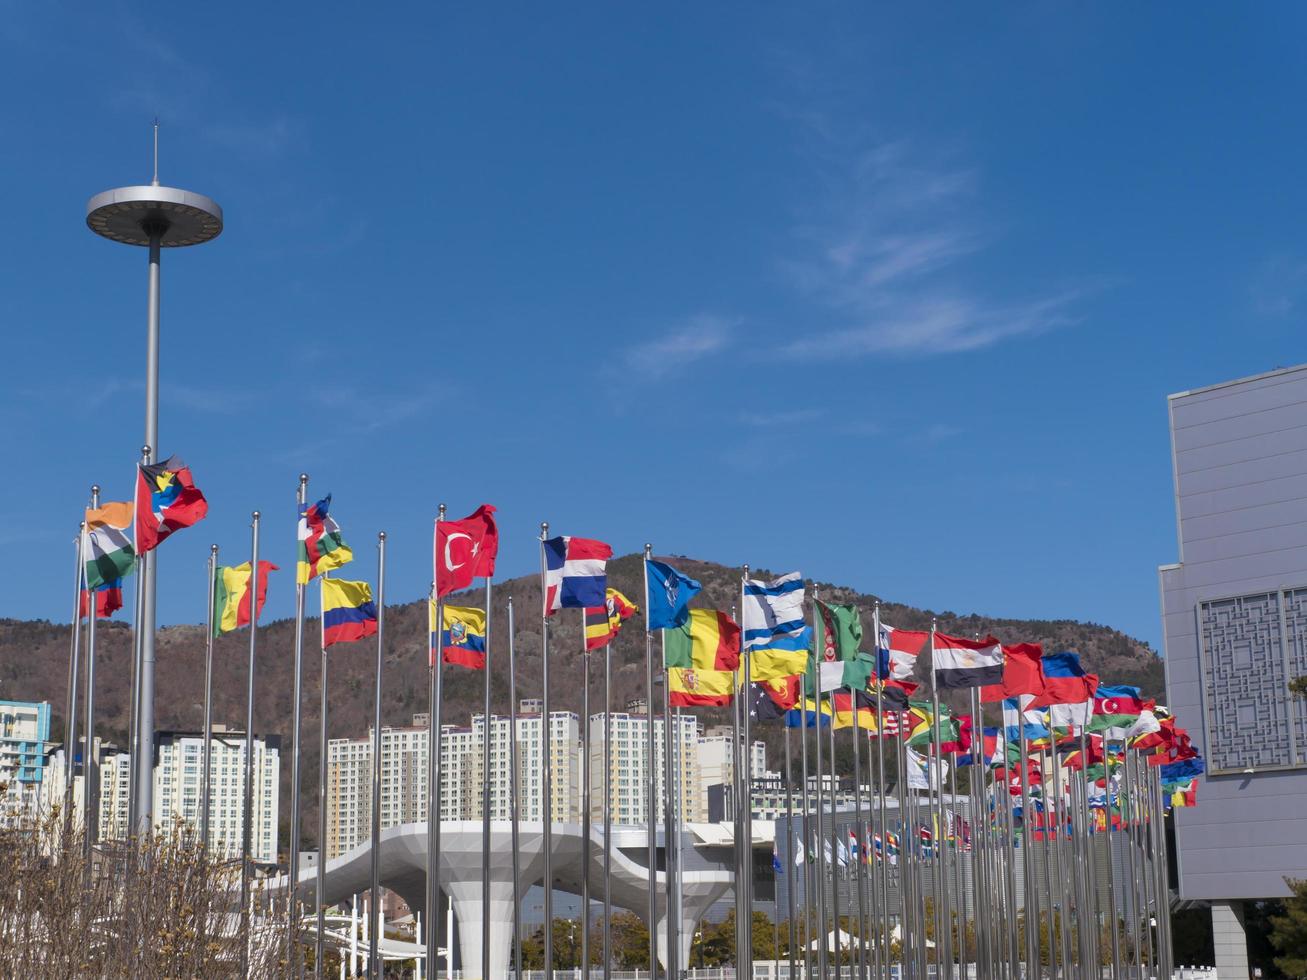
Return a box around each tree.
[1269,885,1307,977]
[608,911,650,969]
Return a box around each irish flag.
[83,502,135,590]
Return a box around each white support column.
[1211,901,1250,980]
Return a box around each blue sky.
[3,4,1306,650]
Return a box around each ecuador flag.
[321,578,378,648]
[435,603,487,669]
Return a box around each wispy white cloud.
[740,408,826,427]
[624,314,736,379]
[1249,255,1307,317]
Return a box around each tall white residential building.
[325,705,583,860]
[0,700,52,827]
[588,706,701,825]
[696,725,767,821]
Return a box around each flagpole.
[928,624,954,980]
[1016,722,1038,980]
[128,456,145,838]
[200,544,217,855]
[368,531,386,980]
[970,690,991,980]
[783,722,798,979]
[876,690,892,977]
[731,655,743,971]
[580,618,592,978]
[827,686,843,970]
[739,565,752,976]
[538,521,555,980]
[83,484,100,873]
[640,544,658,979]
[1151,763,1173,980]
[289,474,309,975]
[429,504,447,980]
[507,596,524,979]
[240,510,261,977]
[949,747,963,979]
[481,575,494,980]
[661,634,678,979]
[602,638,613,980]
[809,593,828,980]
[850,686,870,980]
[315,572,330,980]
[799,684,815,980]
[1105,747,1122,979]
[64,524,85,836]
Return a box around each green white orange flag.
[83,502,135,590]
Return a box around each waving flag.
[134,456,208,554]
[321,578,378,648]
[584,588,638,650]
[933,632,1003,689]
[645,560,701,629]
[435,504,499,597]
[213,560,278,636]
[79,580,123,620]
[436,604,488,669]
[664,609,740,671]
[668,666,734,706]
[981,642,1045,703]
[297,495,354,584]
[83,502,135,590]
[742,571,806,648]
[1003,695,1050,743]
[876,621,928,680]
[543,536,611,614]
[752,675,802,721]
[750,682,789,723]
[1089,685,1146,736]
[815,599,862,662]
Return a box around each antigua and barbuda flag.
[645,559,701,629]
[134,456,208,555]
[543,535,612,615]
[433,602,487,669]
[298,495,354,584]
[933,632,1003,689]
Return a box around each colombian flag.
[213,561,278,637]
[584,588,639,650]
[321,578,378,648]
[434,603,487,669]
[134,456,208,554]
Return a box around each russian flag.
[543,535,612,615]
[1031,652,1097,705]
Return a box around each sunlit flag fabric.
[434,504,499,598]
[750,682,789,723]
[133,456,208,554]
[213,561,278,637]
[1089,684,1146,736]
[743,572,811,681]
[1003,695,1050,743]
[297,495,354,584]
[543,536,611,615]
[434,603,488,669]
[664,609,740,672]
[933,632,1003,689]
[876,622,928,681]
[79,580,123,620]
[645,559,701,630]
[784,698,833,728]
[906,746,949,790]
[584,588,638,650]
[753,675,802,717]
[815,599,862,662]
[980,642,1045,703]
[1164,777,1198,809]
[83,501,135,590]
[668,666,734,707]
[321,578,379,648]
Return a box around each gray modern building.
[1160,363,1307,976]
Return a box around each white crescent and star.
[444,532,472,571]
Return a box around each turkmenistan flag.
[663,609,740,672]
[815,599,862,661]
[83,502,135,590]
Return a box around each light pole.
[85,127,223,833]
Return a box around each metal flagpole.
[127,471,145,839]
[799,689,815,980]
[1051,750,1071,976]
[851,689,871,980]
[539,522,555,980]
[83,485,101,870]
[64,525,85,834]
[732,657,744,970]
[315,574,330,979]
[783,723,798,978]
[740,565,753,975]
[949,749,963,979]
[827,689,843,970]
[289,475,309,974]
[1105,746,1122,979]
[1081,727,1101,975]
[602,639,613,980]
[200,544,218,854]
[640,545,659,979]
[368,532,386,980]
[581,623,592,978]
[1151,763,1173,980]
[1017,724,1038,980]
[876,693,892,980]
[1037,747,1055,980]
[240,510,262,977]
[673,707,686,976]
[508,597,524,979]
[809,595,829,980]
[999,756,1021,980]
[927,625,954,980]
[1123,748,1144,978]
[661,635,678,980]
[430,505,448,980]
[482,575,494,980]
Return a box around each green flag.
[815,599,862,662]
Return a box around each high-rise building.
[696,725,766,821]
[588,704,701,825]
[0,700,52,827]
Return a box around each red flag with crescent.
[434,504,499,597]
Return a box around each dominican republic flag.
[543,536,612,615]
[933,632,1003,689]
[876,621,928,680]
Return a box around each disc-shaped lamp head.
[86,184,223,247]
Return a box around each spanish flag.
[213,560,279,637]
[584,588,639,650]
[435,603,487,669]
[321,578,378,648]
[663,609,740,671]
[669,666,735,707]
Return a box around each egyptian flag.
[933,632,1003,689]
[584,588,638,650]
[134,456,208,554]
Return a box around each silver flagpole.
[128,457,145,838]
[810,606,829,980]
[949,749,963,979]
[739,566,753,975]
[581,620,592,978]
[731,657,743,969]
[507,597,524,978]
[83,485,101,871]
[1123,747,1144,978]
[1017,724,1038,980]
[1151,763,1173,980]
[200,545,218,854]
[315,574,330,979]
[430,503,447,980]
[1051,749,1071,975]
[928,625,953,980]
[783,723,798,978]
[602,639,613,980]
[661,635,677,979]
[876,696,892,978]
[289,474,309,975]
[1000,755,1020,980]
[640,545,658,978]
[64,525,85,834]
[851,688,871,980]
[369,532,387,979]
[1036,747,1054,980]
[1081,727,1102,975]
[240,511,262,977]
[827,685,843,970]
[970,691,991,980]
[538,522,555,980]
[1106,747,1122,978]
[799,688,814,980]
[482,575,494,980]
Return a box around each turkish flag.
[434,504,499,597]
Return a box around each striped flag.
[543,536,611,615]
[83,502,135,590]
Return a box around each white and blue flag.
[742,571,806,652]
